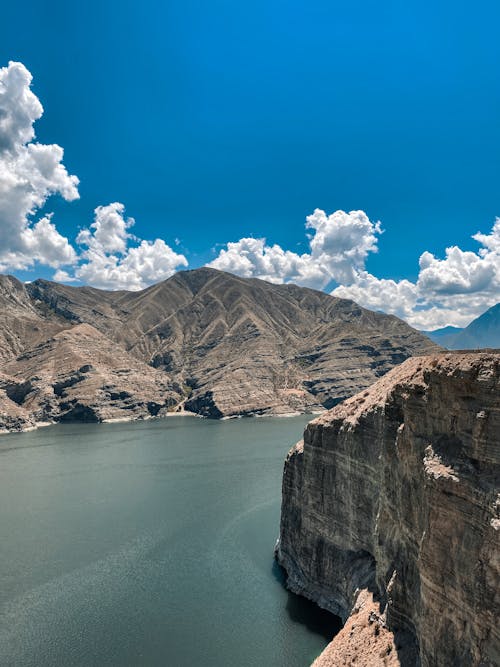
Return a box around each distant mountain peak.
[424,303,500,350]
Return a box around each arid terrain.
[0,268,439,431]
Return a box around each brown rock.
[276,352,500,667]
[0,275,67,363]
[311,589,404,667]
[1,323,181,425]
[0,268,439,429]
[0,371,35,433]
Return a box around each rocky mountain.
[451,303,500,349]
[276,351,500,666]
[422,325,463,348]
[0,275,68,363]
[0,268,439,431]
[425,303,500,349]
[0,324,181,432]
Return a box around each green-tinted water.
[0,416,340,666]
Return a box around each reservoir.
[0,416,339,666]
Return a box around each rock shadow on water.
[272,560,342,643]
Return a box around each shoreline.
[0,420,53,436]
[0,407,321,437]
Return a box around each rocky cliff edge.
[276,351,499,666]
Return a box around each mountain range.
[0,268,439,431]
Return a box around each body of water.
[0,416,340,666]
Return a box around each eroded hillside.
[0,268,439,430]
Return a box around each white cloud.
[0,60,42,151]
[53,268,77,283]
[209,208,499,329]
[306,209,382,284]
[208,237,327,288]
[333,218,500,329]
[333,273,417,322]
[474,217,500,255]
[76,202,134,254]
[0,62,187,290]
[72,202,188,290]
[418,247,495,295]
[0,61,79,271]
[209,209,382,289]
[22,214,76,267]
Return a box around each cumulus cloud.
[306,209,382,284]
[209,208,499,329]
[0,62,186,291]
[1,61,497,323]
[333,273,418,322]
[209,209,382,289]
[70,202,188,290]
[418,247,495,295]
[208,237,327,288]
[333,218,500,329]
[0,61,79,271]
[76,202,134,254]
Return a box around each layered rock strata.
[0,324,182,428]
[276,352,500,666]
[0,269,439,430]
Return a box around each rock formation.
[0,268,439,431]
[0,324,181,429]
[0,275,68,363]
[276,351,500,666]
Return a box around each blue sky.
[1,0,499,328]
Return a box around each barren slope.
[1,324,182,425]
[0,275,67,363]
[23,268,439,418]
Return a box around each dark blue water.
[0,416,339,666]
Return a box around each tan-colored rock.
[276,352,500,667]
[0,372,35,433]
[20,268,438,419]
[312,590,404,667]
[1,323,182,425]
[0,268,440,429]
[0,275,67,363]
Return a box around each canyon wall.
[276,352,500,666]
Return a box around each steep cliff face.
[276,352,500,666]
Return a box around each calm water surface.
[0,416,339,666]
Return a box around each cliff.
[276,351,500,666]
[0,269,439,430]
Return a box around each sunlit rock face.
[0,268,439,430]
[277,352,500,667]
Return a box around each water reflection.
[272,560,342,642]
